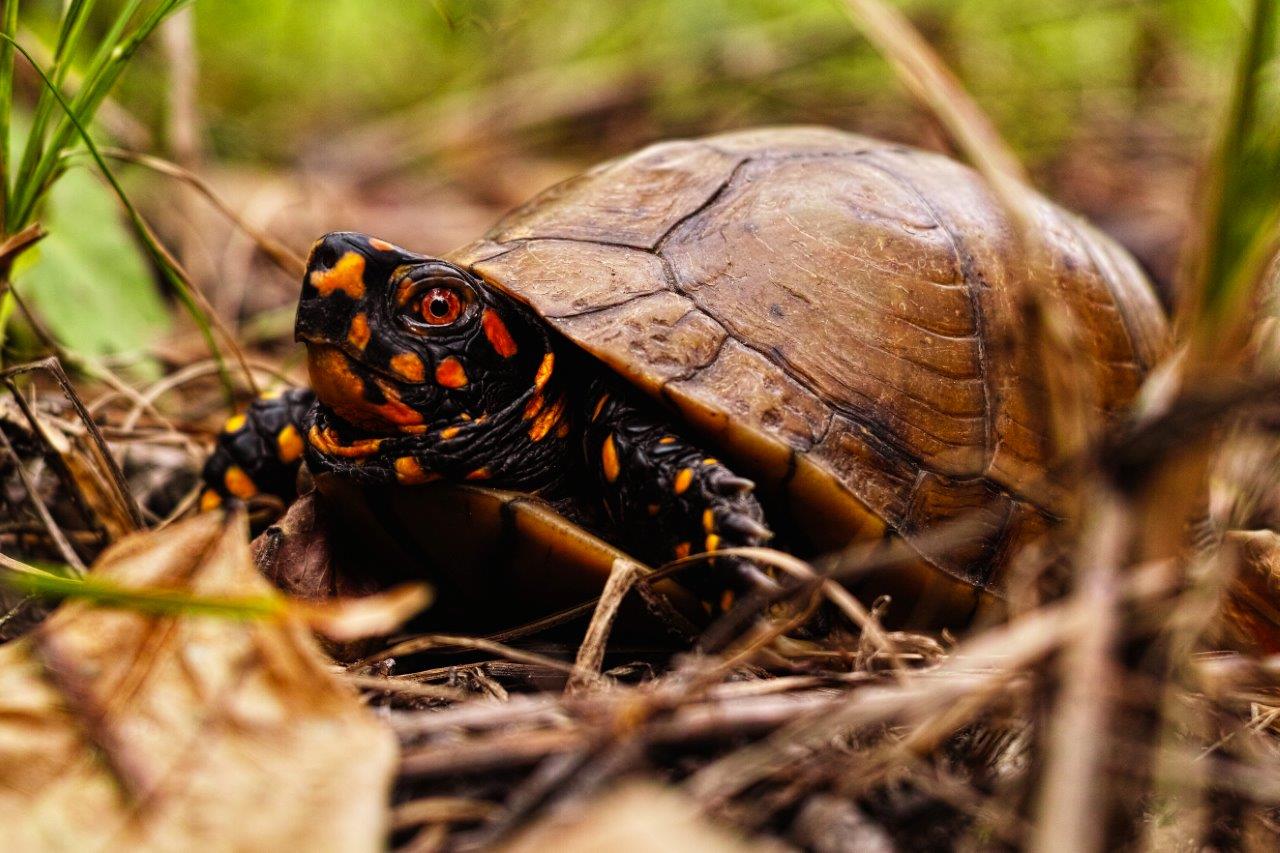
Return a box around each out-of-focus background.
[6,0,1240,376]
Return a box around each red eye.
[419,287,462,326]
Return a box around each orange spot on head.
[347,312,371,350]
[435,357,468,389]
[309,251,366,298]
[466,467,491,480]
[674,542,691,559]
[390,351,425,382]
[601,435,620,482]
[482,309,518,358]
[591,394,609,422]
[534,352,554,391]
[394,277,417,307]
[528,394,566,442]
[702,509,715,533]
[673,467,694,495]
[277,424,304,464]
[394,456,439,485]
[224,466,257,499]
[306,346,426,431]
[371,378,426,426]
[199,490,222,512]
[223,413,247,433]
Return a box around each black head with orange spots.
[296,232,547,437]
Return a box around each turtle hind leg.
[579,379,773,608]
[199,387,315,513]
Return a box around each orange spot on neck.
[533,352,554,391]
[310,251,366,298]
[482,309,519,358]
[435,356,468,389]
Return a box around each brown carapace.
[203,126,1168,627]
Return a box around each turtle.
[201,126,1168,627]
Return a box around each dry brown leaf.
[0,510,397,851]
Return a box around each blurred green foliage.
[2,0,1260,366]
[152,0,1240,165]
[18,163,168,355]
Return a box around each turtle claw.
[721,513,772,543]
[709,471,756,495]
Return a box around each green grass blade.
[2,33,244,398]
[1181,0,1280,364]
[0,0,20,232]
[11,0,178,228]
[0,556,285,620]
[9,0,101,227]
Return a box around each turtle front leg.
[200,387,315,512]
[580,381,772,607]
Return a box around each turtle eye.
[420,287,462,326]
[395,273,478,333]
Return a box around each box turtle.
[202,126,1168,626]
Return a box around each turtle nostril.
[313,243,341,270]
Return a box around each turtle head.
[295,231,546,435]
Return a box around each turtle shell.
[447,126,1169,624]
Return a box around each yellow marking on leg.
[533,352,555,390]
[309,251,365,298]
[224,466,257,499]
[673,467,694,495]
[591,394,609,421]
[277,424,304,463]
[199,490,222,511]
[601,435,620,482]
[702,457,718,466]
[705,533,721,552]
[390,351,425,382]
[347,312,371,350]
[223,413,247,433]
[440,425,461,440]
[394,456,439,485]
[674,542,691,559]
[702,508,715,533]
[435,356,469,389]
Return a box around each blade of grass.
[4,33,255,398]
[10,0,183,230]
[9,0,101,228]
[1179,0,1280,370]
[0,0,19,233]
